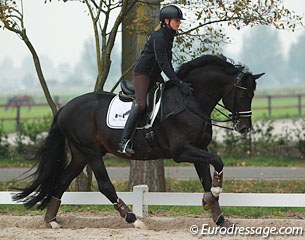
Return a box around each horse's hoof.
[46,220,62,229]
[133,219,148,229]
[220,219,235,229]
[202,192,218,211]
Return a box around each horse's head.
[222,71,264,134]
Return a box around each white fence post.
[132,185,148,217]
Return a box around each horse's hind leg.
[86,145,147,229]
[194,162,233,228]
[44,143,87,228]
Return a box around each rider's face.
[165,18,181,31]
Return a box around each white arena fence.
[1,185,305,217]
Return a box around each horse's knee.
[213,156,224,172]
[171,147,186,163]
[172,156,182,163]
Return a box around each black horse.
[13,55,264,229]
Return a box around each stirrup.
[117,139,135,156]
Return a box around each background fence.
[1,94,305,131]
[1,185,305,217]
[254,94,305,117]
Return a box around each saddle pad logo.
[106,95,161,129]
[106,96,132,129]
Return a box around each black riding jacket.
[134,25,178,81]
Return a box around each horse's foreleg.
[173,145,224,173]
[193,159,232,228]
[88,156,147,229]
[194,162,216,209]
[174,145,224,199]
[194,162,218,208]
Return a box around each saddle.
[119,80,162,116]
[117,80,169,158]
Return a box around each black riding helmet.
[159,5,185,22]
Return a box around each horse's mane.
[177,54,249,79]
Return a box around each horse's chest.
[196,123,212,146]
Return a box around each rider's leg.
[117,102,144,155]
[117,72,150,155]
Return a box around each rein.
[184,105,235,131]
[184,71,252,131]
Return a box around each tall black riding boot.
[117,103,143,156]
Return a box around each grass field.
[252,96,305,119]
[1,94,305,133]
[1,155,304,168]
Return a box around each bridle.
[211,71,252,130]
[185,70,254,131]
[224,71,253,121]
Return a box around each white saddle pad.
[106,95,161,129]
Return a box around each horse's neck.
[190,76,229,116]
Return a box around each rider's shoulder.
[150,27,168,41]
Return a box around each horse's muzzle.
[234,119,252,134]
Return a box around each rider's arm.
[153,37,178,80]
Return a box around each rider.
[117,5,186,156]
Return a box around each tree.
[0,0,57,115]
[288,32,305,85]
[1,0,303,193]
[121,0,303,191]
[165,0,303,64]
[122,0,166,192]
[73,0,136,91]
[239,26,285,86]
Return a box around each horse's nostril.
[239,127,250,134]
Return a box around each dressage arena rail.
[1,185,305,217]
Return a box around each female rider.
[117,5,187,156]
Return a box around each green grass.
[0,105,52,133]
[1,155,304,168]
[1,94,305,133]
[223,156,305,167]
[0,157,35,168]
[252,96,305,119]
[2,179,305,193]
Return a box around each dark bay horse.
[13,55,264,229]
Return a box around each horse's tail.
[13,108,67,210]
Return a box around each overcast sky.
[0,0,304,68]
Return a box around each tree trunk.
[122,0,165,192]
[128,160,165,192]
[75,165,92,192]
[21,30,57,116]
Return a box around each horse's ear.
[253,73,265,80]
